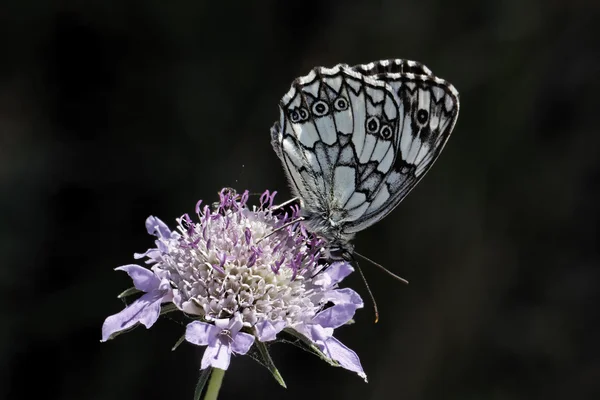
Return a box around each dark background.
[2,1,599,399]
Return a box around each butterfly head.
[324,243,355,262]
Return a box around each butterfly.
[270,59,459,260]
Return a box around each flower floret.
[186,313,255,370]
[101,265,173,342]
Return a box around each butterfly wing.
[270,63,402,228]
[270,59,459,236]
[341,59,460,234]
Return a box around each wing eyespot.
[298,107,309,121]
[288,109,300,123]
[366,116,380,134]
[380,124,393,140]
[289,107,309,123]
[416,109,429,125]
[334,97,349,111]
[311,100,330,117]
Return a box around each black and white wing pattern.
[270,59,459,248]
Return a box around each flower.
[102,188,366,382]
[186,313,255,370]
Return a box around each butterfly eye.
[334,97,348,111]
[380,124,393,139]
[311,100,330,117]
[289,109,301,123]
[298,107,309,121]
[416,109,429,125]
[366,116,380,134]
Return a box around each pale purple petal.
[318,288,364,308]
[155,240,170,254]
[312,303,358,329]
[201,340,232,370]
[301,323,366,379]
[156,280,174,302]
[101,266,172,342]
[325,261,354,284]
[307,323,334,343]
[255,320,286,342]
[322,336,367,381]
[214,318,231,330]
[290,322,311,340]
[186,321,217,346]
[172,289,186,311]
[312,262,354,288]
[172,290,203,315]
[151,266,170,281]
[228,314,244,336]
[231,332,255,354]
[101,291,164,342]
[145,216,173,239]
[133,249,154,259]
[115,264,160,292]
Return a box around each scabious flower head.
[102,188,366,386]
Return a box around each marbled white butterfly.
[270,59,459,260]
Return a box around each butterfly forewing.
[271,59,459,245]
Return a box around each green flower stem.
[203,368,225,400]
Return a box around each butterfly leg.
[255,216,305,244]
[271,197,300,211]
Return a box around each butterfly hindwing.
[271,59,459,244]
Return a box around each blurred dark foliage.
[1,1,599,399]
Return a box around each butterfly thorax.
[300,206,356,259]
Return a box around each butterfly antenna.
[354,251,409,285]
[256,217,304,244]
[354,258,380,323]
